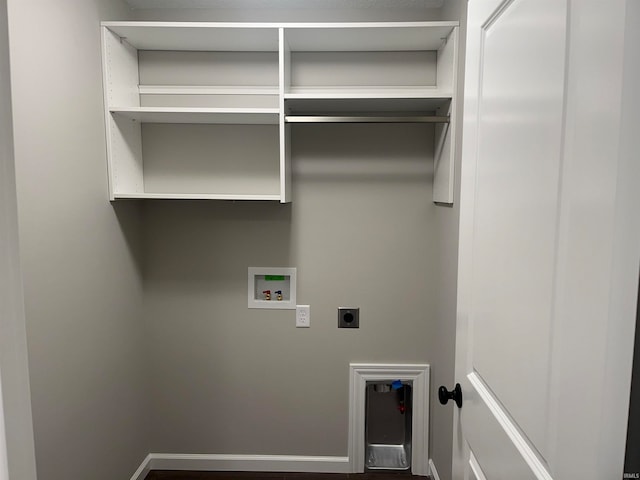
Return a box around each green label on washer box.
[264,275,286,281]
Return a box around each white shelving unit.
[101,21,459,203]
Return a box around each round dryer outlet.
[338,307,359,328]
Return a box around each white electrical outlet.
[296,305,310,328]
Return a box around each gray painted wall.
[0,0,37,478]
[132,4,445,21]
[6,0,150,479]
[143,123,444,455]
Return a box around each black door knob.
[438,383,463,408]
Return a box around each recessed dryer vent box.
[248,267,296,309]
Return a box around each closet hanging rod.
[284,115,450,124]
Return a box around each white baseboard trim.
[130,365,430,479]
[130,453,351,479]
[429,458,441,480]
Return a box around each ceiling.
[124,0,445,10]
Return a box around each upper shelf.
[102,22,280,51]
[283,22,457,51]
[102,21,457,52]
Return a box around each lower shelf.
[112,192,282,201]
[108,122,283,202]
[110,107,279,125]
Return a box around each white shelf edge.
[134,86,453,100]
[110,106,280,113]
[280,21,459,29]
[101,21,459,29]
[112,193,282,201]
[109,107,280,124]
[139,85,280,96]
[284,88,453,100]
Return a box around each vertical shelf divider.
[279,28,292,203]
[433,27,458,205]
[102,27,144,200]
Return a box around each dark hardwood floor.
[145,472,430,480]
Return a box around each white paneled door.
[450,1,640,480]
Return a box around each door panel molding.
[468,372,552,480]
[469,451,487,480]
[468,0,568,458]
[465,373,551,480]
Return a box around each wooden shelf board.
[110,107,280,124]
